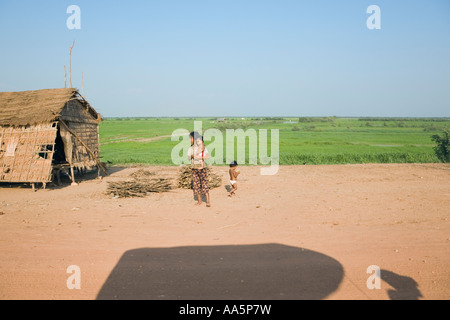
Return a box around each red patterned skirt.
[192,168,209,195]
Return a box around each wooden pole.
[81,71,84,98]
[69,40,75,88]
[69,166,76,185]
[64,65,67,88]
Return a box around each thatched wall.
[60,99,100,124]
[0,123,57,182]
[60,99,100,169]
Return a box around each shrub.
[424,124,440,132]
[431,130,450,163]
[303,125,316,131]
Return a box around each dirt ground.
[0,163,449,300]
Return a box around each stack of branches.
[129,168,156,179]
[107,169,172,198]
[177,165,222,190]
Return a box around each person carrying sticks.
[188,131,211,207]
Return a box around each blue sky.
[0,0,449,117]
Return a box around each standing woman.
[188,131,211,207]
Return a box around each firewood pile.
[177,165,222,190]
[107,169,172,198]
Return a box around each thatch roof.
[0,88,98,127]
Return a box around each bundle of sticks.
[177,165,222,190]
[129,168,156,179]
[107,169,172,198]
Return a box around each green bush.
[424,124,440,132]
[431,130,450,163]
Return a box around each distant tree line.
[358,117,450,122]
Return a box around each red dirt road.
[0,164,449,300]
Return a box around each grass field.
[98,117,450,165]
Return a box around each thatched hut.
[0,88,105,190]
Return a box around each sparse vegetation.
[99,117,450,165]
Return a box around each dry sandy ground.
[0,163,449,300]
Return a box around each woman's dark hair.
[230,160,238,167]
[190,131,203,141]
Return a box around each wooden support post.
[56,169,61,186]
[70,166,77,186]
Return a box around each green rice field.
[98,117,450,165]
